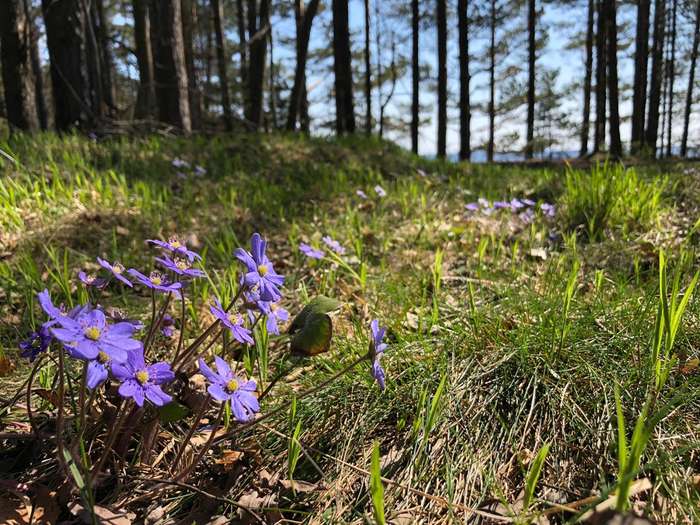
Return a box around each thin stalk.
[174,404,225,481]
[170,398,209,473]
[174,286,187,362]
[90,400,131,484]
[144,291,173,356]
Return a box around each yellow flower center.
[226,379,239,392]
[136,370,150,384]
[86,274,96,283]
[228,313,241,325]
[149,272,162,286]
[113,263,124,274]
[175,259,188,270]
[169,237,182,248]
[257,264,268,276]
[97,351,110,364]
[84,326,101,340]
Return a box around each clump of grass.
[562,163,665,240]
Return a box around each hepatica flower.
[172,158,189,169]
[322,236,345,255]
[259,301,289,335]
[97,258,132,287]
[160,314,176,337]
[235,233,284,302]
[19,326,52,362]
[465,202,480,212]
[112,347,174,407]
[148,237,201,262]
[369,320,388,391]
[78,271,108,288]
[374,185,387,198]
[356,189,368,199]
[198,357,259,422]
[540,203,556,218]
[51,308,142,363]
[210,299,254,344]
[128,269,182,297]
[86,355,110,389]
[156,255,205,278]
[299,243,324,260]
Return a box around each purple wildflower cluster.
[172,157,207,179]
[465,197,556,223]
[356,184,387,200]
[298,235,347,260]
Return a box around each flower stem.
[174,404,225,482]
[170,398,209,474]
[144,291,172,357]
[173,286,187,362]
[90,400,131,484]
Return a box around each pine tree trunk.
[42,0,91,130]
[181,0,201,129]
[1,0,39,131]
[645,0,666,157]
[630,0,650,154]
[95,0,116,115]
[606,0,622,157]
[665,0,677,157]
[246,0,270,129]
[580,0,594,156]
[236,0,248,110]
[437,0,447,158]
[593,0,606,153]
[411,0,419,154]
[681,0,700,157]
[286,0,319,131]
[211,0,232,130]
[363,0,372,134]
[268,27,276,130]
[332,0,355,134]
[150,0,192,132]
[488,0,496,162]
[204,8,213,113]
[458,0,470,161]
[28,4,48,130]
[525,0,536,159]
[133,0,155,119]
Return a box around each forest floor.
[1,133,699,524]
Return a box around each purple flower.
[194,165,207,176]
[198,357,259,422]
[19,325,52,362]
[97,258,132,287]
[127,269,182,297]
[38,289,63,321]
[259,301,289,335]
[172,158,189,169]
[519,208,535,224]
[540,203,556,218]
[322,236,345,255]
[160,314,176,337]
[494,200,510,210]
[465,202,480,212]
[478,198,490,208]
[374,185,387,198]
[156,256,205,278]
[78,271,108,288]
[356,190,368,199]
[86,358,109,389]
[369,320,388,390]
[299,243,324,260]
[50,308,142,363]
[112,347,174,407]
[510,198,525,210]
[147,237,201,262]
[234,233,284,302]
[210,299,254,344]
[522,198,536,207]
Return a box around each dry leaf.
[679,358,699,375]
[0,356,15,377]
[69,502,135,524]
[0,484,59,525]
[215,450,244,471]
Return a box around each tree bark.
[133,0,155,119]
[286,0,320,131]
[665,0,677,157]
[645,0,666,156]
[246,0,270,129]
[211,0,232,130]
[437,0,447,158]
[630,0,650,154]
[28,4,48,130]
[525,0,536,159]
[95,0,116,115]
[150,0,192,132]
[605,0,622,157]
[681,0,700,157]
[580,0,594,156]
[181,0,201,129]
[236,0,248,110]
[488,0,496,162]
[411,0,419,154]
[42,0,91,130]
[593,0,606,153]
[1,0,39,131]
[363,0,372,134]
[458,0,470,161]
[332,0,356,134]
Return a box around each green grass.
[1,132,699,522]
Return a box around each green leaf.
[523,442,550,511]
[63,448,85,490]
[370,442,386,525]
[288,296,342,335]
[158,401,190,423]
[290,312,333,356]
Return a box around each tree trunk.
[268,26,276,129]
[211,0,232,130]
[150,0,192,132]
[411,0,419,154]
[286,0,320,131]
[95,0,116,115]
[1,0,39,131]
[437,0,447,158]
[593,0,606,153]
[605,0,622,157]
[42,0,91,130]
[246,0,270,129]
[28,5,48,130]
[580,0,594,156]
[665,0,677,157]
[630,0,650,154]
[181,0,201,129]
[525,0,536,159]
[488,0,496,162]
[204,8,213,113]
[363,0,372,134]
[681,0,700,157]
[332,0,355,134]
[458,0,470,161]
[236,0,248,110]
[133,0,155,119]
[645,0,666,156]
